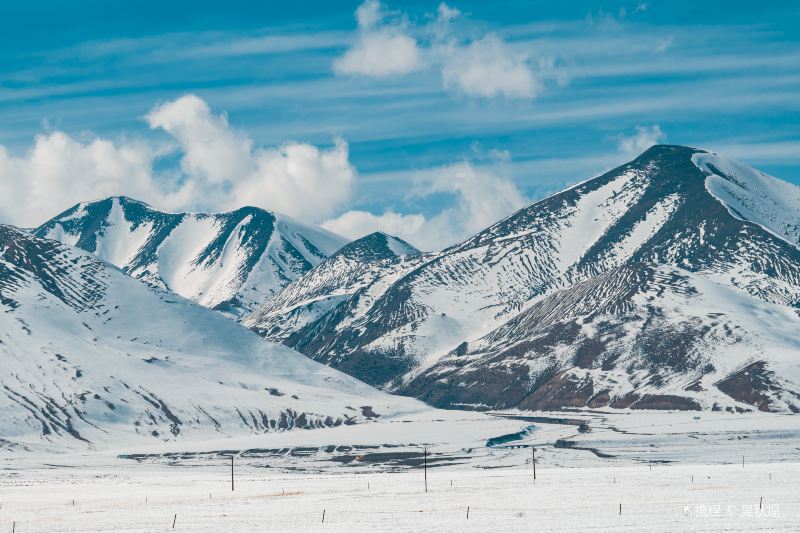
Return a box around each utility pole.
[532,446,537,481]
[423,446,428,493]
[231,456,235,492]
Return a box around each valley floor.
[1,409,798,532]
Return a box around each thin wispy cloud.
[0,0,796,240]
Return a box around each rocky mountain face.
[245,232,420,342]
[247,145,800,413]
[403,262,800,412]
[0,225,424,452]
[35,196,349,317]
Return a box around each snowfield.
[1,410,798,532]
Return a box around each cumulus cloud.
[440,35,541,99]
[146,95,357,222]
[333,0,424,77]
[0,132,168,227]
[0,95,357,226]
[618,125,666,156]
[0,92,524,251]
[229,138,356,222]
[323,159,527,251]
[146,94,254,183]
[334,1,548,100]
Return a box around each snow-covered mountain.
[247,145,800,412]
[246,232,420,343]
[35,196,349,317]
[0,225,424,452]
[403,262,800,412]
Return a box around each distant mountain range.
[10,144,800,430]
[246,145,800,413]
[0,225,424,452]
[35,196,348,317]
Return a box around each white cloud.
[0,132,169,227]
[333,0,423,77]
[437,2,461,23]
[146,95,357,222]
[334,1,547,100]
[440,35,541,99]
[425,160,525,229]
[146,94,254,183]
[229,138,356,223]
[0,95,357,226]
[323,159,527,251]
[356,0,383,28]
[0,92,525,248]
[322,210,426,242]
[618,125,666,156]
[334,32,423,77]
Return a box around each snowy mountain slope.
[402,262,800,412]
[250,145,800,408]
[245,232,420,341]
[0,225,426,452]
[331,231,420,263]
[696,152,800,248]
[34,197,349,317]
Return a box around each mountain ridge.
[35,196,349,316]
[0,224,425,452]
[246,231,422,342]
[247,145,800,412]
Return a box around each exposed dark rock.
[715,362,782,412]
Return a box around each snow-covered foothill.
[0,225,427,453]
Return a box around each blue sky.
[0,1,798,249]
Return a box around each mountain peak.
[332,231,420,262]
[34,197,349,316]
[70,196,275,219]
[262,146,800,413]
[639,143,697,154]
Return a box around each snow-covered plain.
[3,462,798,532]
[1,410,798,532]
